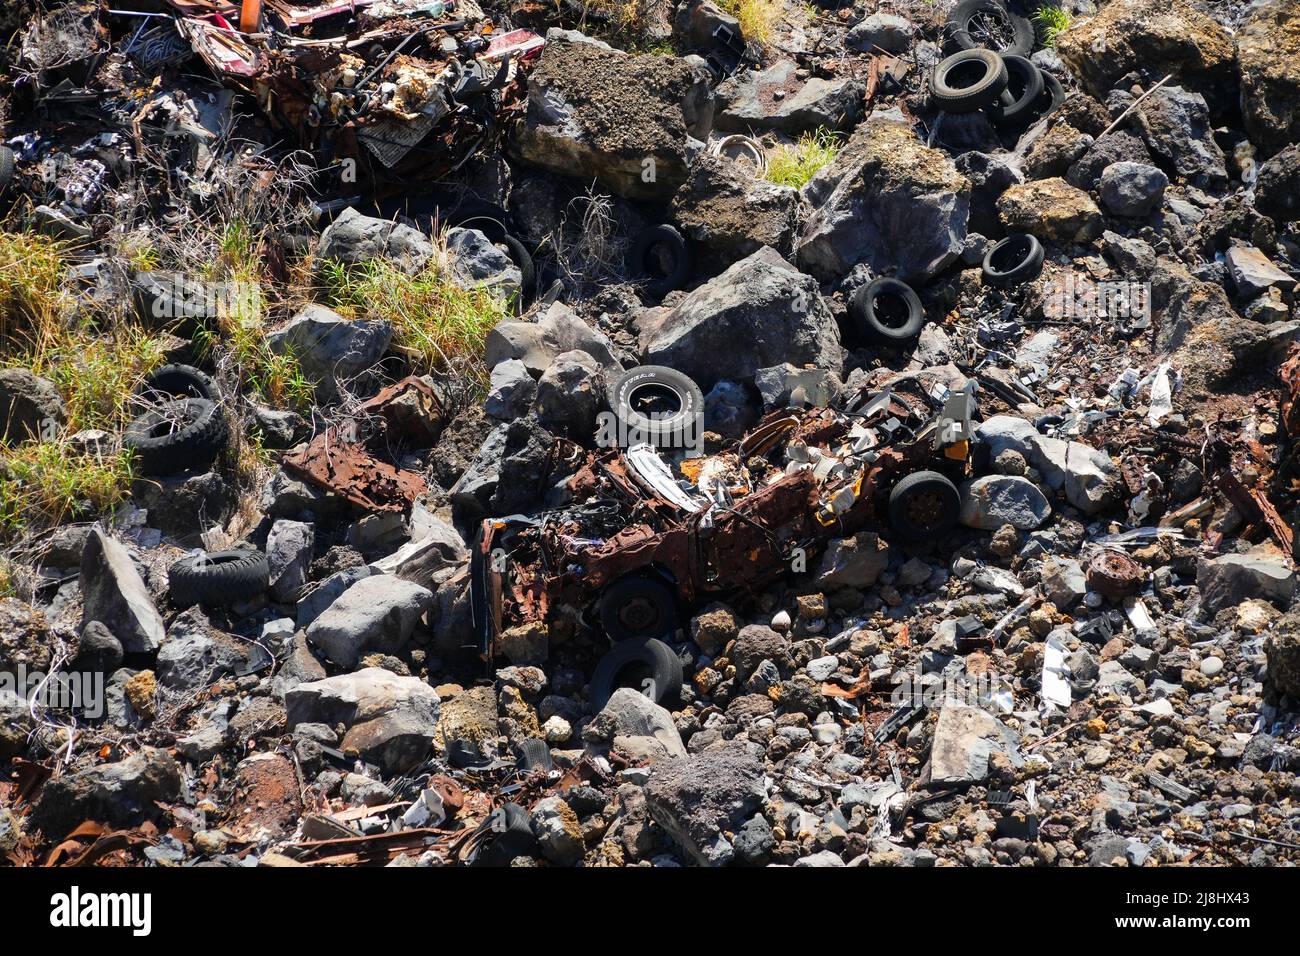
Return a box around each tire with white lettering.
[608,365,703,450]
[930,48,1009,113]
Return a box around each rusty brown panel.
[281,429,426,512]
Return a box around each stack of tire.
[928,0,1064,132]
[122,363,228,478]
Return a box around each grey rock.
[266,519,314,604]
[31,747,181,837]
[585,687,687,759]
[1098,162,1168,218]
[285,668,441,772]
[644,739,765,866]
[315,207,433,275]
[1225,245,1296,300]
[670,154,803,268]
[531,797,584,865]
[673,0,741,49]
[1133,86,1228,187]
[929,701,1022,785]
[1197,548,1296,614]
[798,117,968,284]
[975,416,1118,514]
[157,607,270,691]
[443,227,521,302]
[297,566,373,630]
[954,151,1021,237]
[641,246,843,390]
[958,475,1051,530]
[1041,557,1087,608]
[716,60,864,135]
[305,574,434,669]
[80,527,165,655]
[72,620,124,674]
[132,471,235,537]
[754,363,838,409]
[266,304,392,404]
[0,367,65,443]
[815,533,891,589]
[534,349,605,438]
[1253,143,1300,226]
[486,301,619,375]
[847,13,916,53]
[484,358,537,420]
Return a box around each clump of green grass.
[0,441,136,539]
[318,257,509,386]
[1033,3,1071,47]
[0,230,71,355]
[716,0,781,43]
[764,129,842,188]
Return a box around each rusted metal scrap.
[358,374,446,445]
[281,427,426,512]
[1085,549,1146,599]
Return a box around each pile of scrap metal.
[14,0,544,183]
[473,378,977,656]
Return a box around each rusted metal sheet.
[281,428,426,512]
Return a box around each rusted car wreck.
[472,379,977,662]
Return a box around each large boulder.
[513,36,711,201]
[1131,86,1228,187]
[584,687,687,759]
[315,207,434,275]
[715,60,864,135]
[285,668,441,772]
[796,116,969,284]
[1237,0,1300,155]
[1253,144,1300,225]
[958,475,1051,530]
[640,246,843,389]
[0,367,65,444]
[670,154,803,269]
[1055,0,1237,119]
[81,527,165,655]
[974,416,1118,514]
[644,739,765,865]
[304,574,433,669]
[1197,546,1296,615]
[266,304,392,404]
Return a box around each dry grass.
[717,0,781,43]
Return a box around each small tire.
[123,398,227,475]
[0,146,14,198]
[850,277,926,345]
[589,637,684,713]
[598,574,680,643]
[514,738,554,773]
[985,55,1044,129]
[168,549,269,609]
[607,365,704,450]
[1033,70,1066,120]
[468,803,536,867]
[137,363,220,403]
[947,0,1034,56]
[132,272,218,329]
[888,470,961,542]
[930,48,1010,113]
[982,233,1044,286]
[631,225,691,298]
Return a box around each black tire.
[888,470,961,542]
[122,397,227,475]
[496,232,536,306]
[168,549,269,609]
[599,575,680,643]
[851,277,926,345]
[514,738,554,773]
[468,803,536,867]
[1033,70,1065,119]
[137,363,220,403]
[132,272,218,329]
[631,225,691,298]
[589,637,684,712]
[982,233,1044,286]
[947,0,1034,56]
[930,48,1010,113]
[985,54,1044,128]
[607,365,704,450]
[0,146,14,198]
